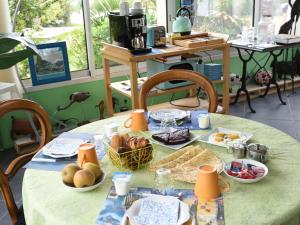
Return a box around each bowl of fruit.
[223,159,268,183]
[61,162,106,192]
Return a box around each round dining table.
[23,113,300,225]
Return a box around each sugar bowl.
[246,143,269,163]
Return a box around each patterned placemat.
[95,186,225,225]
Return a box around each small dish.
[150,109,187,122]
[199,127,253,148]
[63,172,106,192]
[223,159,268,184]
[151,132,200,150]
[125,195,190,225]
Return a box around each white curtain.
[0,0,23,95]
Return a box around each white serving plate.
[151,132,200,150]
[198,127,253,148]
[223,159,268,184]
[124,195,190,225]
[63,172,106,192]
[150,109,187,122]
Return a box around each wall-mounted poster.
[28,42,71,86]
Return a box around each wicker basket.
[108,144,154,170]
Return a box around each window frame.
[18,0,263,91]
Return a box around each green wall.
[0,51,289,149]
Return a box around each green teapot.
[172,7,192,35]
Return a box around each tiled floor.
[0,88,299,225]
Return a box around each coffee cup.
[77,143,99,167]
[194,165,220,201]
[124,109,148,131]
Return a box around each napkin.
[134,197,179,225]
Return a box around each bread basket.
[107,144,154,170]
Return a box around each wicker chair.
[139,69,218,113]
[0,99,52,225]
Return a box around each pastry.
[149,145,194,171]
[215,132,225,138]
[155,146,203,169]
[214,136,224,142]
[111,134,121,150]
[126,136,149,149]
[228,133,240,140]
[152,128,190,145]
[120,133,129,147]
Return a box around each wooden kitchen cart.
[101,42,230,117]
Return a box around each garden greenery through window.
[192,0,253,40]
[10,0,255,81]
[90,0,157,68]
[9,0,87,80]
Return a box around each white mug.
[133,1,142,9]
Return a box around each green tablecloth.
[23,114,300,225]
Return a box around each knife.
[190,201,197,225]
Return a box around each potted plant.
[0,32,39,69]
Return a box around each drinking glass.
[159,113,177,132]
[154,168,173,195]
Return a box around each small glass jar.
[258,15,275,44]
[160,113,177,132]
[154,168,172,195]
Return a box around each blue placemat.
[148,110,211,131]
[24,132,106,171]
[95,186,225,225]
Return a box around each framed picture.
[28,42,71,86]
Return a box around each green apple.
[82,162,102,180]
[73,169,95,188]
[61,163,80,186]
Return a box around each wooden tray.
[171,33,224,48]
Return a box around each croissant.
[126,136,149,149]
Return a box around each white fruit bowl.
[63,171,106,192]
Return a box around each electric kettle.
[172,7,192,35]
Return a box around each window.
[90,0,158,69]
[9,0,88,80]
[9,0,160,81]
[191,0,253,39]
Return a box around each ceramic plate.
[198,127,253,148]
[42,138,85,158]
[63,172,106,192]
[150,109,187,122]
[151,132,200,150]
[124,195,190,225]
[223,159,268,184]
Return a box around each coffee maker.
[109,12,152,54]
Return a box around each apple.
[82,162,102,180]
[73,169,95,188]
[61,163,80,186]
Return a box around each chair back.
[0,99,52,225]
[139,69,218,112]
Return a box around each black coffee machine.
[109,12,152,54]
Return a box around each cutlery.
[190,200,197,225]
[32,158,56,163]
[186,110,192,123]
